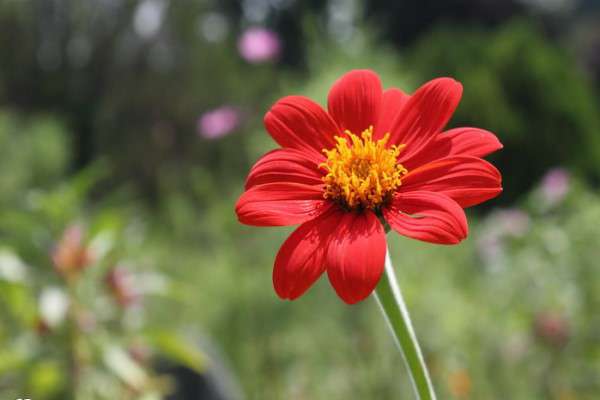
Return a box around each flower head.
[237,27,281,63]
[321,127,407,210]
[236,70,503,304]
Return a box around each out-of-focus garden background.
[1,0,599,399]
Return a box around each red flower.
[236,70,502,304]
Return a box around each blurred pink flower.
[237,27,281,63]
[533,311,569,349]
[198,106,240,139]
[540,167,570,206]
[52,224,93,277]
[105,266,141,308]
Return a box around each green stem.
[374,250,437,400]
[66,275,81,400]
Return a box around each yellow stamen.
[321,126,407,211]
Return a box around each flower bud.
[447,368,472,399]
[52,225,93,277]
[105,266,141,308]
[533,311,569,348]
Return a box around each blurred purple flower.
[237,27,281,63]
[197,106,240,139]
[540,168,570,206]
[495,208,531,238]
[477,232,504,266]
[477,208,530,266]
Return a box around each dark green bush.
[408,20,600,203]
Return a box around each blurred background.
[0,0,599,399]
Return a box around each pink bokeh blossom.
[237,27,281,63]
[540,168,570,206]
[197,106,240,139]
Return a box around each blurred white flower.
[197,106,241,139]
[0,249,28,283]
[237,27,281,63]
[242,0,270,23]
[199,12,229,43]
[39,287,69,328]
[133,0,166,39]
[328,0,357,44]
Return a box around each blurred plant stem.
[66,275,82,400]
[374,250,437,400]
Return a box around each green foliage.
[1,4,600,399]
[0,111,70,205]
[408,20,600,203]
[162,173,599,399]
[0,0,282,196]
[0,111,208,399]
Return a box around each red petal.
[401,156,502,208]
[273,209,340,300]
[245,148,324,190]
[264,96,340,158]
[389,78,463,160]
[326,210,386,304]
[406,127,503,169]
[327,70,383,135]
[236,183,330,226]
[384,191,468,244]
[375,88,410,140]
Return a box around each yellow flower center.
[321,126,407,211]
